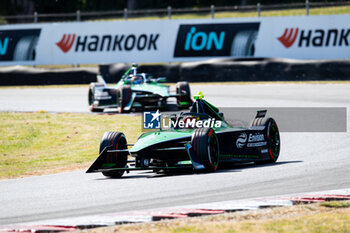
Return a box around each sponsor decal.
[236,133,247,149]
[247,132,266,147]
[260,148,268,154]
[56,33,159,53]
[184,27,225,51]
[0,38,9,55]
[247,141,267,147]
[248,133,264,142]
[278,27,350,48]
[236,132,266,148]
[143,110,161,129]
[0,29,41,61]
[174,23,260,57]
[94,89,112,100]
[56,34,76,53]
[278,28,299,48]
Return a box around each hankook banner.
[0,29,41,62]
[1,14,350,65]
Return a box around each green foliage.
[1,0,342,15]
[321,201,350,208]
[0,0,20,15]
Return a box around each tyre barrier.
[101,58,350,83]
[1,58,350,86]
[0,66,97,86]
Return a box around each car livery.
[88,64,192,113]
[87,92,280,178]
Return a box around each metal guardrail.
[1,1,350,24]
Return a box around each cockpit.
[190,98,224,121]
[124,74,144,85]
[162,92,227,130]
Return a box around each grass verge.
[321,201,350,208]
[0,112,141,179]
[80,201,350,233]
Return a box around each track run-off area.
[0,82,349,225]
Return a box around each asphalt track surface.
[0,83,350,225]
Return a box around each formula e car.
[88,64,192,113]
[86,92,280,178]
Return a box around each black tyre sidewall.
[265,118,280,163]
[191,128,219,172]
[89,83,104,112]
[100,131,128,178]
[119,86,132,113]
[176,81,191,106]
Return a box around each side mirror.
[156,77,167,83]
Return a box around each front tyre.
[118,86,132,113]
[99,131,128,178]
[88,83,104,112]
[191,128,219,172]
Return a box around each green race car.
[88,64,192,113]
[87,92,281,178]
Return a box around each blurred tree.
[127,0,136,10]
[0,0,12,15]
[1,0,34,15]
[29,0,126,13]
[32,0,78,13]
[1,0,343,15]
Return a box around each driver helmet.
[132,75,142,84]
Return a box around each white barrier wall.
[0,14,350,65]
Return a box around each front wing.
[91,87,191,110]
[86,126,271,175]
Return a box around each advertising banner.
[0,14,350,65]
[0,28,41,62]
[255,15,350,59]
[174,22,260,57]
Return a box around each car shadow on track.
[218,160,303,171]
[96,160,303,180]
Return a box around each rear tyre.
[176,81,192,109]
[100,131,128,178]
[191,128,219,172]
[118,86,132,113]
[88,83,104,112]
[254,118,280,164]
[265,118,280,163]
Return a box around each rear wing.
[251,110,267,127]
